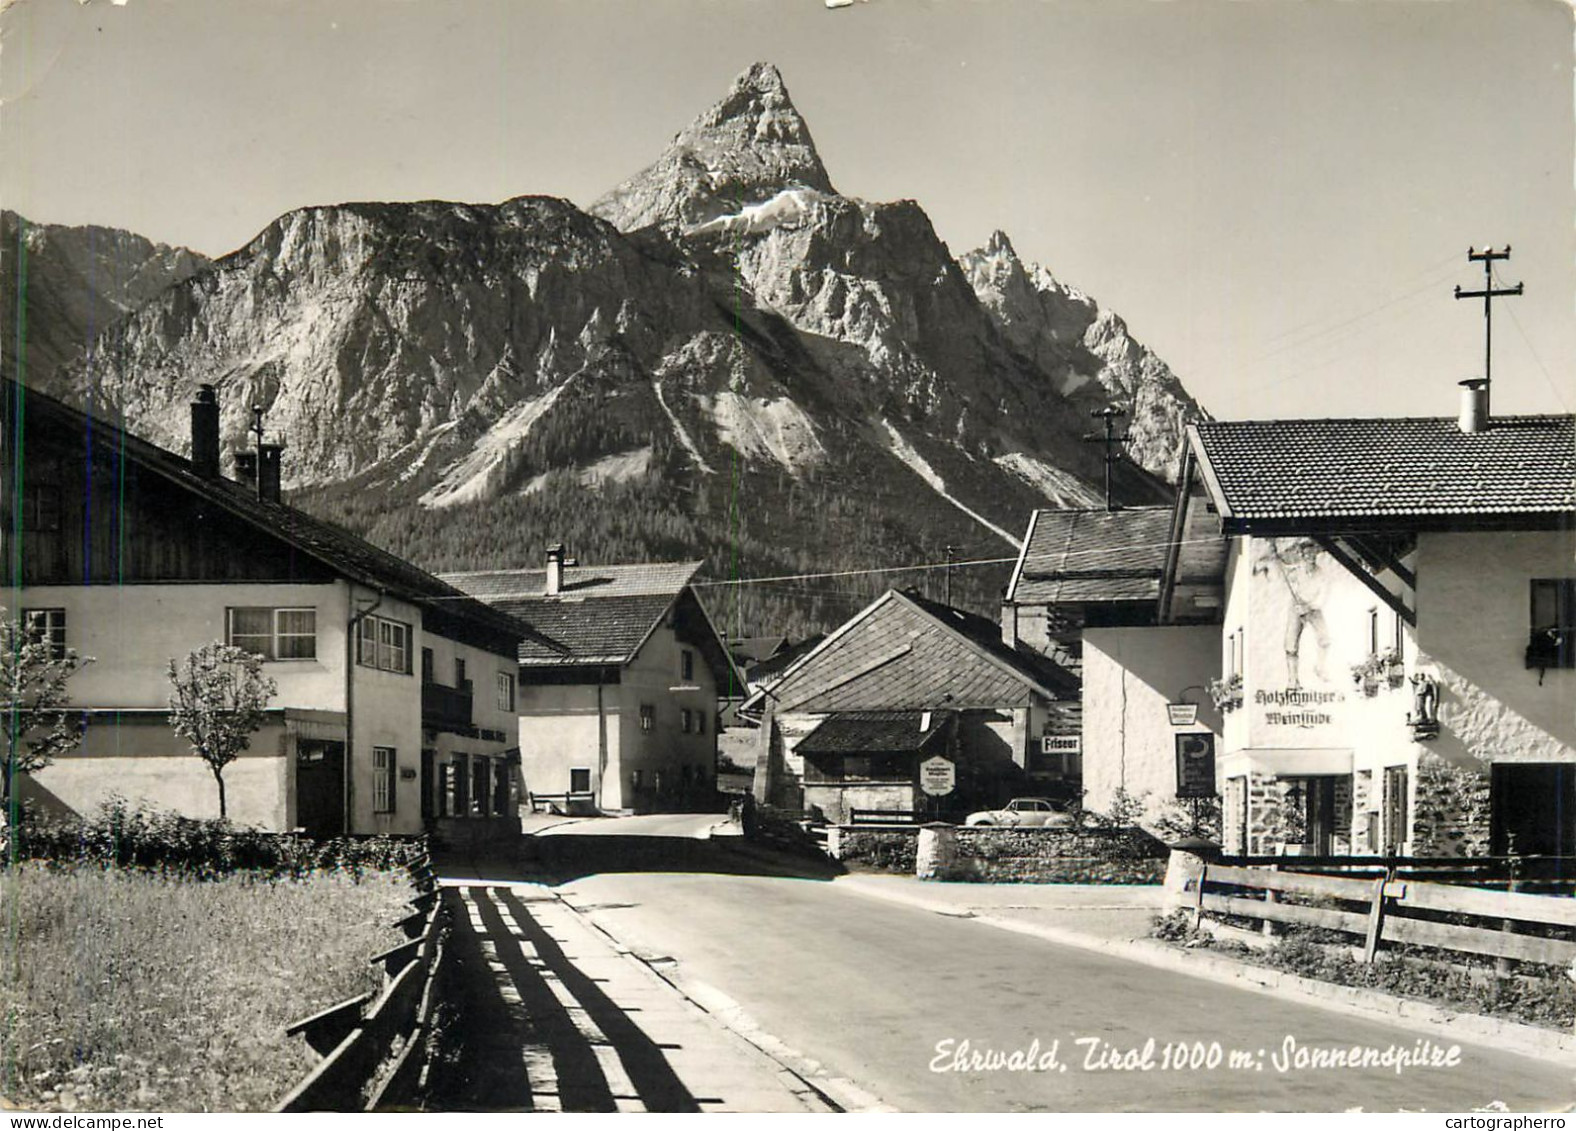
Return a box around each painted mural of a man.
[1253,538,1330,689]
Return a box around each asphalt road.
[528,815,1576,1113]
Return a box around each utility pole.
[1083,406,1129,512]
[943,543,960,606]
[1454,246,1523,417]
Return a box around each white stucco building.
[8,380,532,840]
[443,554,742,815]
[1188,390,1576,857]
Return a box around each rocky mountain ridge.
[35,63,1204,634]
[1,210,207,392]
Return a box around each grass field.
[0,862,412,1112]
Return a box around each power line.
[1242,269,1455,374]
[1454,245,1522,418]
[1491,263,1570,411]
[423,534,1232,601]
[1254,256,1460,355]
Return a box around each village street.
[431,816,1576,1113]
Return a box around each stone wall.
[1222,776,1246,854]
[1351,769,1375,854]
[1331,775,1353,854]
[831,826,921,872]
[952,826,1168,884]
[1245,772,1281,855]
[1411,750,1492,857]
[829,824,1167,882]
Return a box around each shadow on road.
[434,833,846,886]
[427,884,709,1112]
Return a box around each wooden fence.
[1187,860,1576,968]
[275,852,449,1112]
[1214,854,1576,899]
[527,791,596,814]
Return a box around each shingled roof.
[1189,416,1576,532]
[796,711,953,756]
[1005,507,1174,606]
[8,379,536,647]
[756,588,1079,714]
[442,562,702,603]
[440,562,731,673]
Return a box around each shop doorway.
[296,740,346,837]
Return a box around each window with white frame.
[373,746,397,813]
[497,671,515,712]
[357,615,412,673]
[22,608,67,660]
[640,704,654,732]
[228,607,317,661]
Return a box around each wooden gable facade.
[8,398,334,588]
[754,590,1079,821]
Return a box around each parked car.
[963,797,1076,828]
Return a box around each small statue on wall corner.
[1408,673,1440,739]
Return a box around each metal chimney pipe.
[545,543,565,596]
[1458,378,1489,434]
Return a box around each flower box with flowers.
[1207,674,1243,712]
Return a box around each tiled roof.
[442,561,702,602]
[1007,507,1173,605]
[900,591,1080,699]
[489,593,677,665]
[441,563,726,672]
[747,634,825,684]
[729,636,789,665]
[1190,416,1576,526]
[11,379,534,645]
[766,589,1079,714]
[796,711,953,756]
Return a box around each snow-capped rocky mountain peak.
[590,62,835,234]
[34,62,1203,634]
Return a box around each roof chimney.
[190,384,220,478]
[257,442,284,504]
[233,450,258,488]
[1458,378,1489,434]
[546,543,566,596]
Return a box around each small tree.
[2,608,90,819]
[168,643,276,820]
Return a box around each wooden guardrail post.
[1262,863,1280,937]
[1361,872,1390,964]
[1494,855,1523,979]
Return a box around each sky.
[0,0,1570,421]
